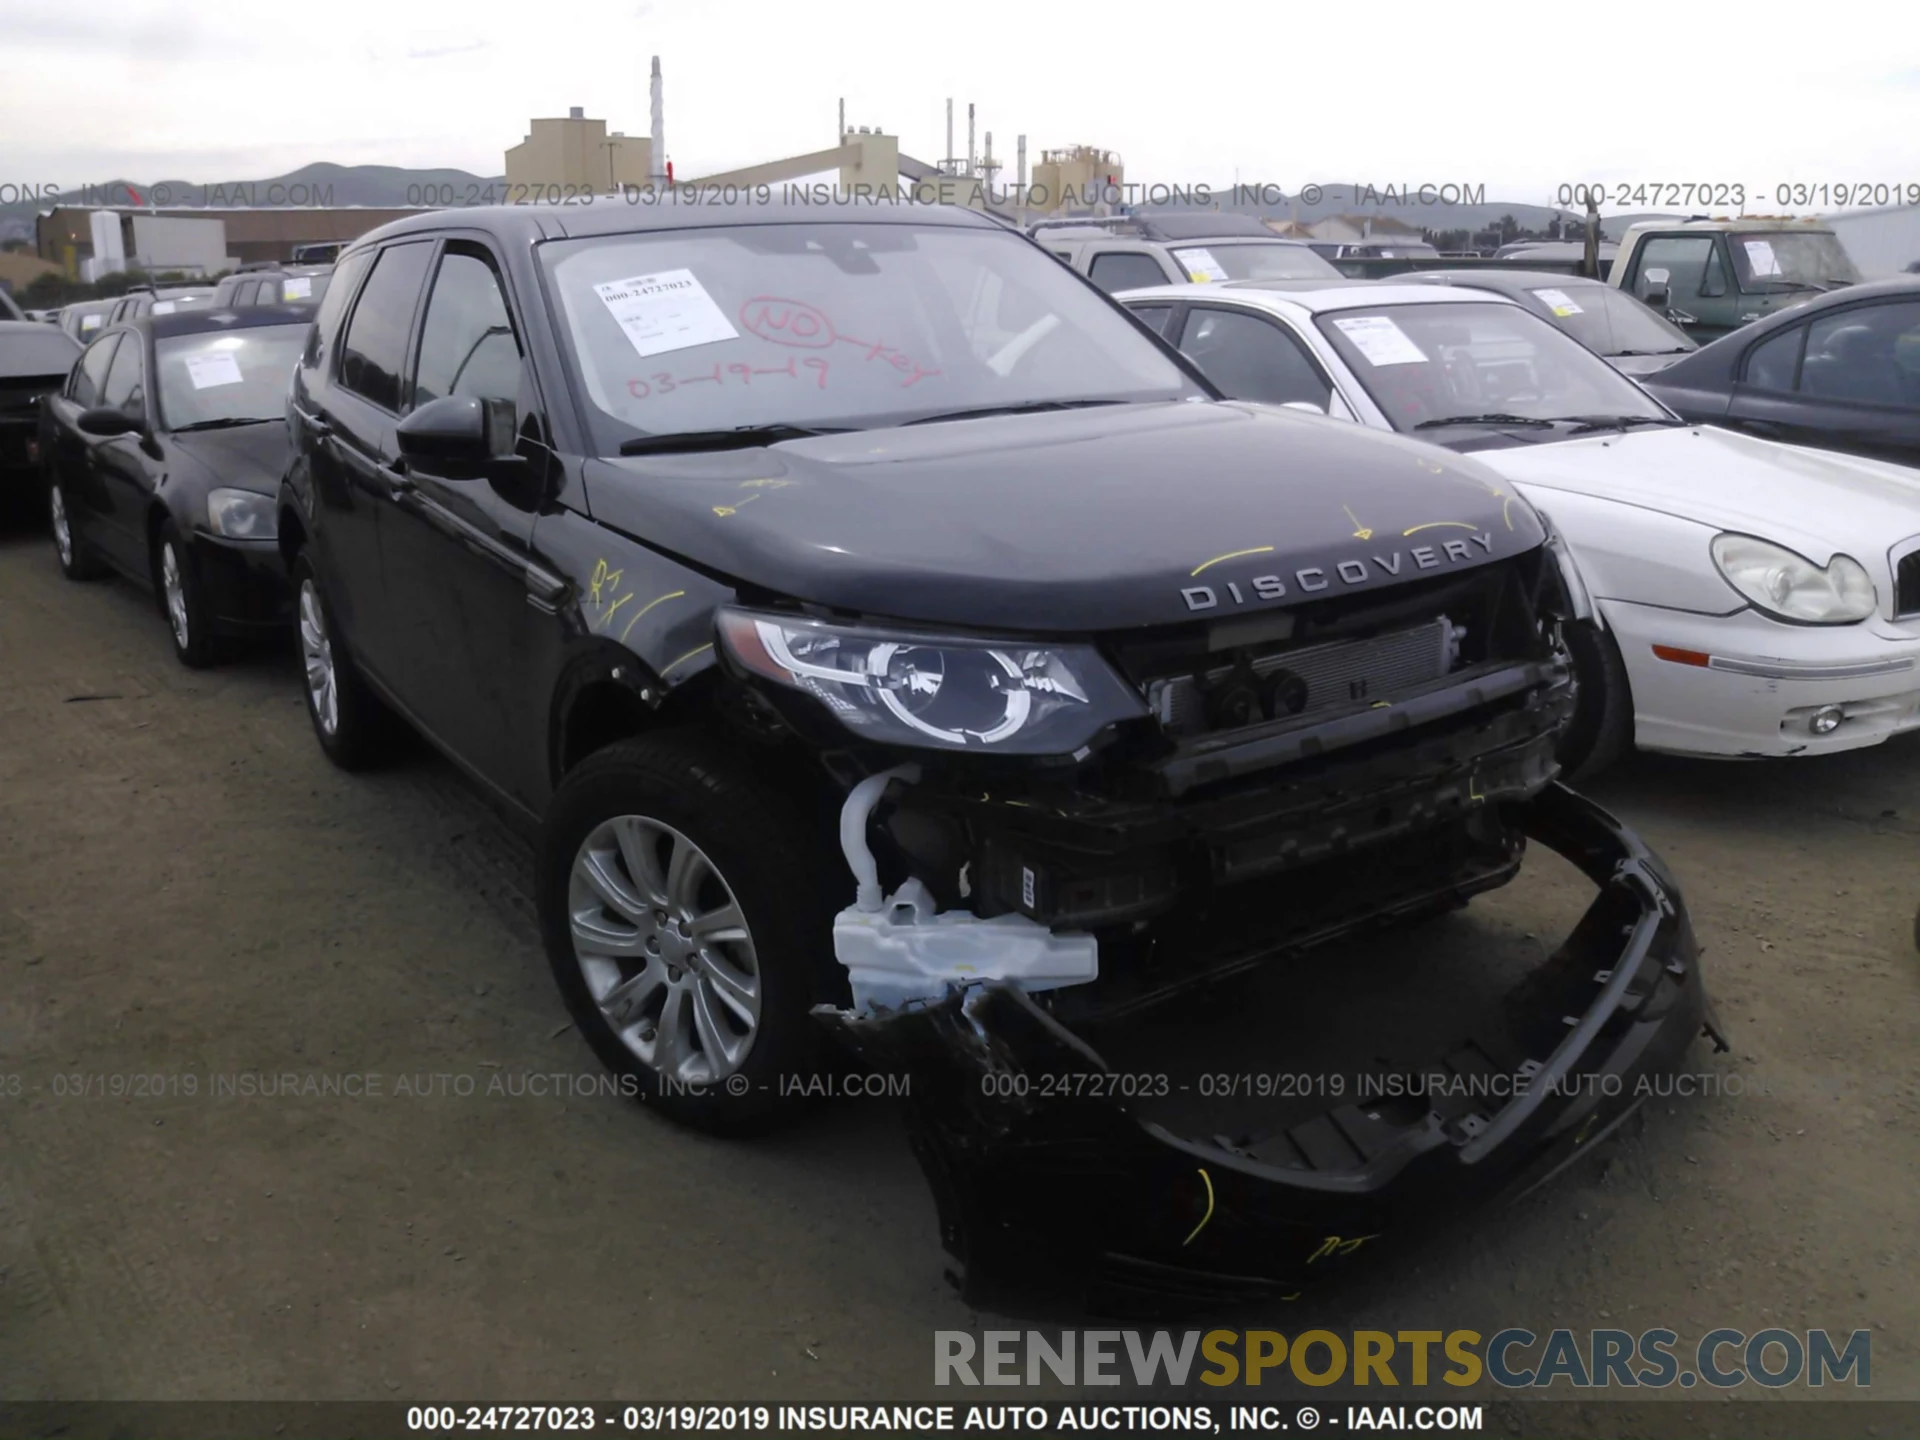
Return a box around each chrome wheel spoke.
[599,960,668,1026]
[570,904,653,957]
[691,982,745,1072]
[579,847,649,922]
[664,835,707,915]
[613,817,672,908]
[699,952,759,1027]
[687,900,747,944]
[653,983,693,1080]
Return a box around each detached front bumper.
[819,783,1723,1312]
[1605,598,1920,757]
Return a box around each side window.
[71,334,121,407]
[1087,251,1173,294]
[240,281,263,306]
[98,334,145,419]
[1699,242,1729,298]
[1801,301,1920,405]
[1633,237,1717,305]
[1128,304,1176,338]
[1742,325,1804,391]
[411,248,525,452]
[337,242,435,411]
[306,248,374,370]
[1177,307,1333,409]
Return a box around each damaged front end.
[716,537,1721,1305]
[820,783,1724,1311]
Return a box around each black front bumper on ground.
[819,783,1725,1313]
[189,531,292,632]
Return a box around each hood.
[168,421,291,495]
[1470,423,1920,565]
[1608,352,1692,378]
[583,401,1544,632]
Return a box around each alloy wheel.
[567,817,762,1085]
[161,543,190,649]
[50,487,72,567]
[298,578,339,735]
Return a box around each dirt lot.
[2,514,1915,1422]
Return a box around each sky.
[5,0,1919,213]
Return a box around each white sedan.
[1117,280,1920,773]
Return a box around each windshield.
[1313,300,1670,432]
[155,324,309,430]
[541,220,1201,448]
[1170,241,1342,280]
[1729,232,1860,292]
[1524,284,1695,355]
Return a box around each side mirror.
[77,406,142,438]
[397,394,491,470]
[1642,267,1672,310]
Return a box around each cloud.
[407,39,488,59]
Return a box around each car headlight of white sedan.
[1709,534,1877,625]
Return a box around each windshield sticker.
[151,300,177,315]
[1743,239,1782,276]
[283,276,313,300]
[81,314,102,330]
[1531,287,1583,317]
[1331,315,1429,366]
[184,351,245,389]
[1172,247,1229,282]
[594,269,739,359]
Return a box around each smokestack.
[838,97,845,141]
[967,103,975,175]
[649,56,665,187]
[1017,134,1027,221]
[945,99,954,173]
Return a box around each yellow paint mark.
[1501,496,1515,531]
[587,559,624,605]
[595,592,635,631]
[1182,1169,1216,1247]
[1371,700,1391,709]
[1343,505,1373,540]
[1191,545,1275,577]
[1308,1233,1381,1264]
[714,492,770,518]
[1402,521,1481,536]
[660,643,713,676]
[617,589,687,645]
[1469,772,1485,803]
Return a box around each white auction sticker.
[1744,239,1782,276]
[1331,314,1429,366]
[184,351,245,389]
[593,268,738,358]
[283,276,313,300]
[1172,247,1229,282]
[152,300,177,315]
[1531,287,1583,317]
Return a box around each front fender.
[1507,485,1743,619]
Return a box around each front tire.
[156,519,217,668]
[538,733,843,1135]
[1557,620,1633,783]
[291,551,396,771]
[50,481,107,581]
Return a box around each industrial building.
[504,107,654,192]
[35,204,430,278]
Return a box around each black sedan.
[41,306,310,665]
[0,320,81,516]
[1641,277,1920,466]
[1399,270,1698,376]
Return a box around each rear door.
[87,331,153,570]
[378,238,558,803]
[308,239,436,681]
[47,332,121,535]
[1728,299,1920,463]
[1173,305,1338,411]
[1084,248,1177,293]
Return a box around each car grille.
[1148,616,1462,735]
[1897,549,1920,619]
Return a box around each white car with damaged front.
[1118,280,1920,771]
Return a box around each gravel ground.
[1,516,1914,1431]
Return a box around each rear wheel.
[292,551,397,770]
[1557,620,1633,784]
[538,732,843,1135]
[50,482,106,581]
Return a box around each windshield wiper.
[171,417,275,433]
[1559,415,1688,435]
[617,423,851,456]
[1411,413,1558,430]
[1612,349,1692,357]
[901,399,1130,426]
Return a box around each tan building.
[36,206,432,276]
[0,248,63,296]
[1029,146,1124,216]
[506,108,653,192]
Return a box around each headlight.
[716,607,1147,755]
[205,487,277,540]
[1709,534,1876,624]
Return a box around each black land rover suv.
[281,198,1716,1303]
